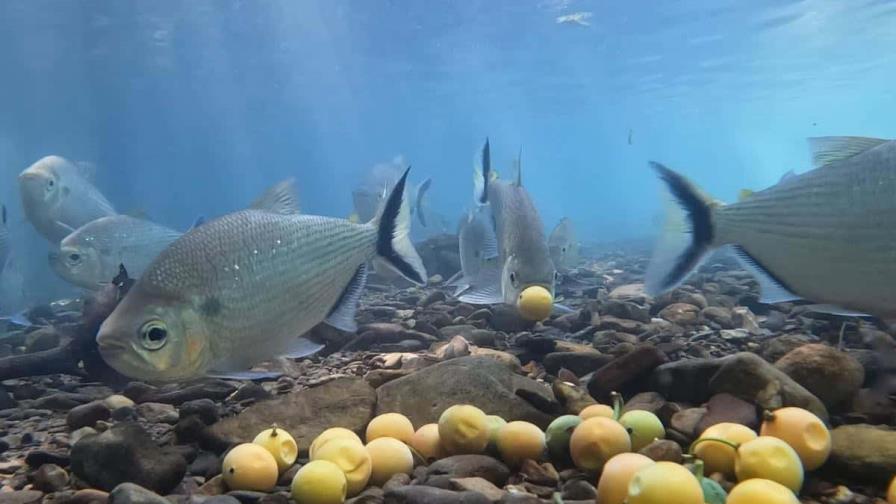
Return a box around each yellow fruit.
[627,461,704,504]
[888,475,896,504]
[311,438,372,496]
[222,443,279,492]
[366,437,414,486]
[496,421,545,466]
[735,436,804,493]
[579,404,615,420]
[596,453,655,504]
[438,405,489,455]
[485,415,507,447]
[253,426,298,472]
[727,478,800,504]
[366,413,415,444]
[291,460,347,504]
[760,407,831,471]
[517,285,553,321]
[692,423,758,478]
[310,428,363,458]
[409,423,443,461]
[569,417,631,471]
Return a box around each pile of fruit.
[218,393,896,504]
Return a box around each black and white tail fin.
[644,162,716,296]
[373,167,427,285]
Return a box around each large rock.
[586,345,668,403]
[70,423,187,494]
[649,358,723,403]
[543,352,614,377]
[211,377,375,451]
[377,357,556,428]
[829,424,896,483]
[696,393,759,433]
[774,344,864,410]
[708,352,828,421]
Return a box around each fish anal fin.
[324,263,368,332]
[808,136,889,169]
[727,245,803,304]
[282,336,325,358]
[207,369,283,381]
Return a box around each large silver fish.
[457,140,558,320]
[646,136,896,321]
[351,155,431,227]
[96,170,426,382]
[446,207,498,296]
[548,217,580,273]
[19,156,116,243]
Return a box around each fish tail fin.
[372,167,427,285]
[415,177,431,227]
[644,161,717,296]
[474,138,491,205]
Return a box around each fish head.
[49,241,104,290]
[18,156,67,213]
[501,254,557,320]
[96,288,211,382]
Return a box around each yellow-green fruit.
[760,407,831,471]
[693,423,758,478]
[735,436,804,493]
[496,421,545,466]
[291,460,347,504]
[545,415,582,462]
[485,415,507,447]
[310,428,363,458]
[366,437,414,486]
[579,404,614,420]
[569,416,631,471]
[311,438,372,496]
[627,461,703,504]
[222,443,279,492]
[409,423,443,461]
[727,478,800,504]
[438,405,489,455]
[888,476,896,504]
[366,413,415,444]
[618,410,665,451]
[596,453,655,504]
[253,426,298,472]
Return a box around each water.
[1,0,895,305]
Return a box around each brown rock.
[450,477,505,502]
[774,344,864,410]
[669,407,707,440]
[552,381,597,415]
[829,424,896,483]
[622,392,666,415]
[637,439,683,463]
[696,393,759,433]
[658,303,700,325]
[543,352,614,377]
[759,334,813,362]
[586,345,668,403]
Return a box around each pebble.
[66,401,111,430]
[136,403,180,424]
[32,463,69,492]
[108,483,169,504]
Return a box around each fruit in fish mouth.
[517,285,553,321]
[222,443,279,492]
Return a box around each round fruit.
[222,443,279,492]
[596,453,655,504]
[496,421,545,466]
[311,437,372,496]
[760,407,831,471]
[517,285,553,321]
[438,405,489,455]
[291,459,348,504]
[692,423,758,478]
[485,415,507,448]
[253,425,298,472]
[366,413,415,444]
[735,436,804,493]
[365,437,414,486]
[545,415,582,463]
[409,423,443,461]
[619,410,665,451]
[569,416,631,471]
[627,461,704,504]
[310,428,363,458]
[727,478,799,504]
[579,404,614,420]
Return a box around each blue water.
[2,0,896,305]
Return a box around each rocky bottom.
[0,245,894,504]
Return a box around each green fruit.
[700,477,728,504]
[545,415,582,463]
[619,410,665,451]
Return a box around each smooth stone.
[759,334,813,362]
[126,380,236,405]
[66,401,111,430]
[560,480,596,501]
[621,392,667,415]
[103,395,136,411]
[774,343,864,410]
[648,358,722,404]
[669,407,707,440]
[32,463,69,492]
[829,424,896,483]
[586,345,668,403]
[450,477,505,502]
[424,455,511,487]
[108,483,169,504]
[638,439,683,463]
[696,393,759,433]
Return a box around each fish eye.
[509,272,519,287]
[554,271,560,282]
[67,253,81,264]
[139,320,168,351]
[46,179,55,191]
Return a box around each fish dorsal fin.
[251,178,300,215]
[513,147,522,187]
[738,189,753,202]
[125,208,150,220]
[808,136,889,169]
[778,169,796,184]
[324,262,368,332]
[75,161,97,181]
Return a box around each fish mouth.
[96,334,129,357]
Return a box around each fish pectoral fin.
[808,136,889,169]
[445,270,465,287]
[54,221,77,234]
[282,336,325,359]
[250,178,300,215]
[456,262,503,305]
[552,303,575,315]
[207,369,283,381]
[324,263,368,333]
[803,304,874,318]
[727,245,803,304]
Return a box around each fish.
[458,139,558,321]
[96,170,427,382]
[548,217,580,273]
[446,207,499,295]
[556,12,592,26]
[645,135,896,322]
[351,155,431,228]
[19,155,116,243]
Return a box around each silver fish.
[458,139,557,320]
[352,155,431,227]
[548,217,580,273]
[96,171,426,382]
[19,156,116,243]
[446,207,498,295]
[646,135,896,321]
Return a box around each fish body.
[19,156,116,243]
[447,208,498,294]
[50,215,183,290]
[548,217,580,272]
[646,136,896,321]
[97,172,426,382]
